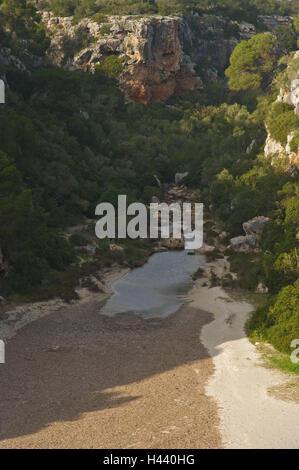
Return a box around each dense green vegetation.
[225,26,299,92]
[0,63,182,298]
[226,33,277,91]
[267,102,299,145]
[247,177,299,354]
[43,0,294,23]
[0,0,298,359]
[178,37,299,356]
[0,0,50,55]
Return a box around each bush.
[92,12,108,24]
[70,232,90,246]
[99,25,111,36]
[248,280,299,354]
[290,130,299,153]
[267,102,299,145]
[142,185,162,203]
[293,15,299,34]
[50,0,76,16]
[95,55,125,79]
[275,26,297,54]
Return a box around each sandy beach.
[0,267,130,341]
[0,268,221,449]
[1,255,299,449]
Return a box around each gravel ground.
[0,297,221,449]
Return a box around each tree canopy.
[225,33,276,91]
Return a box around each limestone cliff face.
[0,45,47,71]
[277,57,299,117]
[43,13,203,103]
[265,52,299,165]
[42,12,291,104]
[0,47,27,71]
[116,16,202,103]
[264,130,298,164]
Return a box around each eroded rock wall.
[265,52,299,165]
[42,11,291,104]
[43,13,204,103]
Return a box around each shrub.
[275,25,297,54]
[248,280,299,354]
[92,12,108,24]
[223,21,240,39]
[70,232,89,246]
[142,185,162,203]
[95,55,125,79]
[266,280,299,353]
[50,0,76,16]
[267,102,299,145]
[293,15,299,35]
[99,25,111,36]
[290,130,299,153]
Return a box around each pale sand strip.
[0,267,129,341]
[190,266,299,449]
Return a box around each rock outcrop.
[230,235,258,252]
[0,47,27,71]
[243,216,270,237]
[175,172,188,184]
[277,55,299,116]
[264,131,298,165]
[265,52,299,164]
[258,15,292,31]
[230,216,269,252]
[42,11,291,103]
[43,13,202,103]
[0,44,49,71]
[256,282,269,294]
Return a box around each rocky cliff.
[265,51,299,165]
[42,12,291,104]
[43,13,202,103]
[278,58,299,116]
[264,129,298,164]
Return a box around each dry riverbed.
[1,254,299,449]
[0,263,221,449]
[0,267,129,341]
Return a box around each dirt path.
[0,298,221,448]
[192,279,299,449]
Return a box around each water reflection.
[100,251,205,319]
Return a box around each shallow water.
[100,250,205,319]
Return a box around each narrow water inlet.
[99,251,205,319]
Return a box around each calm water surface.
[100,251,205,319]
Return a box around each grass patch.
[253,341,299,376]
[270,355,299,375]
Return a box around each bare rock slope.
[42,12,291,103]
